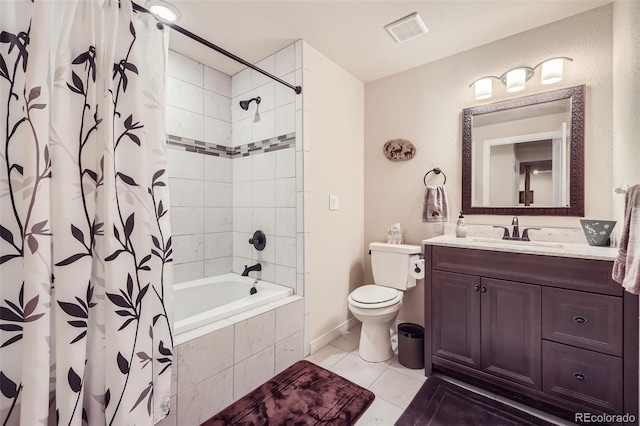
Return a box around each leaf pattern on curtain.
[0,1,173,425]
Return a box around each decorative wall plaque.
[383,139,416,161]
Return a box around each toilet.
[348,242,424,362]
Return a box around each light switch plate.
[329,194,339,210]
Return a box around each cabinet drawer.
[543,341,623,414]
[542,288,623,356]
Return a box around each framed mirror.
[462,85,585,216]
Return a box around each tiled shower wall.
[230,44,300,288]
[231,148,296,286]
[166,44,301,291]
[166,51,234,283]
[230,46,297,147]
[167,150,233,282]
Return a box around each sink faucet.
[511,216,519,239]
[493,217,541,241]
[242,263,262,277]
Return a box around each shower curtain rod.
[131,2,302,95]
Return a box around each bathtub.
[173,273,294,336]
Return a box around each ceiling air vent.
[385,12,428,43]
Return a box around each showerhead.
[239,96,261,111]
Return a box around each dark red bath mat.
[202,360,375,426]
[395,376,555,426]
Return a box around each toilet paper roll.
[410,258,425,280]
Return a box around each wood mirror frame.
[462,85,585,216]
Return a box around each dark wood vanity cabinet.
[432,272,541,389]
[424,244,639,423]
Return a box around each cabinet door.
[481,277,542,389]
[432,271,481,369]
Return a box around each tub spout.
[242,263,262,277]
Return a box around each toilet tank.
[370,242,421,290]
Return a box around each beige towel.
[422,185,449,222]
[612,184,640,294]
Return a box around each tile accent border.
[166,133,296,158]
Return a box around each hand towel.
[612,184,640,294]
[422,185,449,222]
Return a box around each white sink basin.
[468,237,564,249]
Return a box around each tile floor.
[304,326,575,426]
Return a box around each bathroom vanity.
[423,236,638,423]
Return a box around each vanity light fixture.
[469,57,573,100]
[145,0,182,23]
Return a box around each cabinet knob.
[474,285,480,292]
[481,286,487,293]
[573,316,587,324]
[573,372,586,381]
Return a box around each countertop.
[422,234,619,261]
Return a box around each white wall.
[364,5,614,325]
[489,144,516,206]
[612,0,640,235]
[612,0,640,411]
[302,43,365,344]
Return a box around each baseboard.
[309,317,358,355]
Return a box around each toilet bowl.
[348,242,424,363]
[348,285,403,362]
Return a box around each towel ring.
[423,168,447,186]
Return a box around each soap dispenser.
[456,211,467,238]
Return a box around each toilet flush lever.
[414,264,421,273]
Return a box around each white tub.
[173,273,294,336]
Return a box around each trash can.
[398,323,425,369]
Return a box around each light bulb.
[474,78,492,100]
[541,58,564,84]
[146,0,181,23]
[506,68,526,93]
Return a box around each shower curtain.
[0,1,173,425]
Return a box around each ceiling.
[166,0,609,83]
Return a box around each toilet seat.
[348,285,402,309]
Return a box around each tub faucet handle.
[248,230,266,251]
